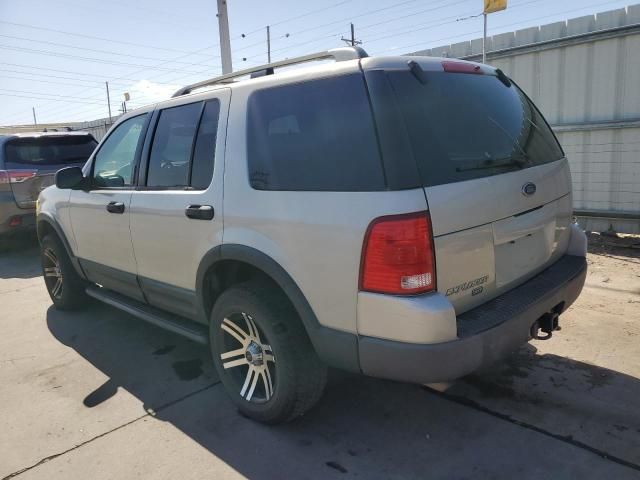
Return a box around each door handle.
[106,201,125,214]
[185,204,214,220]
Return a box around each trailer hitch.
[531,312,560,340]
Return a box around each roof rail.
[172,46,369,97]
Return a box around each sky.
[0,0,635,126]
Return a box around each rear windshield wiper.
[487,116,529,162]
[455,155,527,172]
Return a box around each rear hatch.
[2,134,97,208]
[365,58,572,314]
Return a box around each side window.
[93,114,147,187]
[147,102,202,188]
[246,74,385,191]
[191,100,221,190]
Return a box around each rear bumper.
[0,194,35,235]
[358,254,587,384]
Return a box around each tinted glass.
[147,102,202,188]
[386,71,565,187]
[190,100,220,190]
[93,114,147,187]
[5,136,97,167]
[247,74,385,191]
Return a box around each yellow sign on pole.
[484,0,507,14]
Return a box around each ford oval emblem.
[522,182,536,196]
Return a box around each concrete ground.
[1,233,639,479]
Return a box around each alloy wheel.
[219,312,276,403]
[42,248,64,299]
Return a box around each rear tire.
[41,234,87,310]
[210,280,327,424]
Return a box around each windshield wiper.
[487,116,529,162]
[455,154,527,172]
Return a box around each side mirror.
[55,166,85,190]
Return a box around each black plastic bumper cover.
[358,254,588,384]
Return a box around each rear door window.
[246,74,385,191]
[4,135,97,168]
[145,100,220,190]
[147,102,202,188]
[384,70,565,187]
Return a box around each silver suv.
[37,47,588,424]
[1,132,96,237]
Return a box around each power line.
[0,74,107,89]
[0,87,118,103]
[357,0,469,33]
[48,0,218,35]
[0,33,221,64]
[238,0,472,63]
[0,20,216,56]
[238,0,354,38]
[0,92,113,106]
[1,0,380,121]
[360,0,543,45]
[0,67,175,88]
[1,0,619,124]
[1,42,218,120]
[375,0,620,54]
[0,44,214,73]
[274,0,429,41]
[271,0,353,28]
[0,62,172,84]
[0,0,515,122]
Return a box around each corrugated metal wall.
[411,5,640,233]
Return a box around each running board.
[86,286,208,344]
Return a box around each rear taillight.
[0,170,38,184]
[360,212,436,295]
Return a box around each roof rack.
[172,46,369,97]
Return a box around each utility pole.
[482,13,487,63]
[105,81,112,123]
[267,25,271,63]
[482,0,508,64]
[217,0,233,73]
[341,23,362,47]
[32,107,37,126]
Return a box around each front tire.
[210,280,327,424]
[41,234,87,310]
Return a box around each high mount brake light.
[442,61,484,75]
[360,212,436,295]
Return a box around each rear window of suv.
[246,74,386,191]
[383,69,565,187]
[4,135,97,167]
